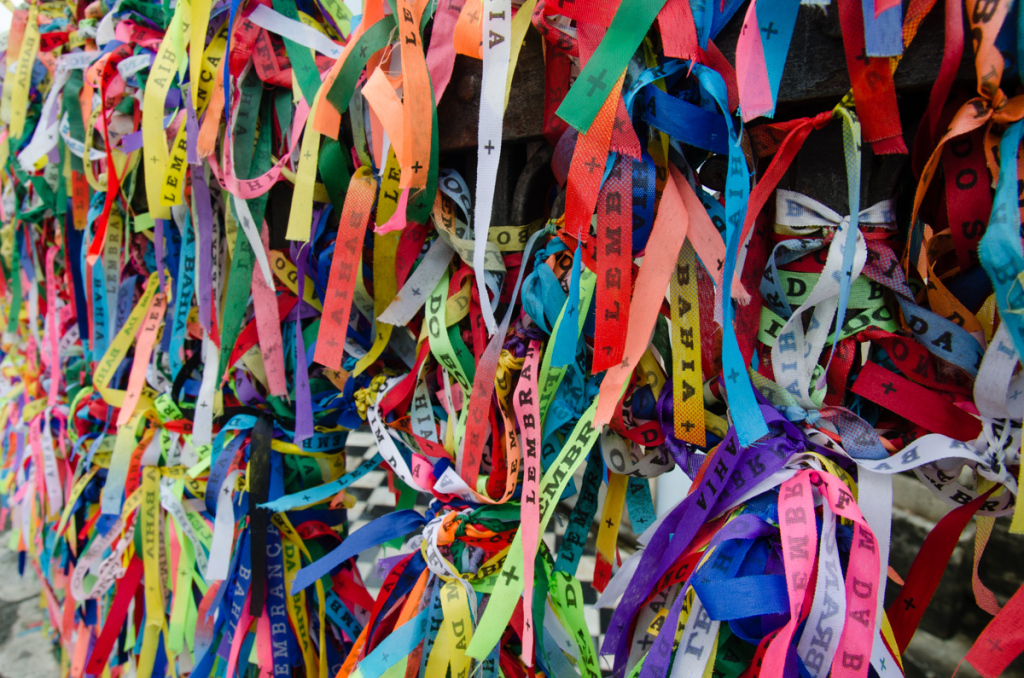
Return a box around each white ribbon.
[774,189,896,236]
[248,4,344,58]
[473,0,513,335]
[768,190,894,409]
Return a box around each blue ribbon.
[355,609,429,678]
[981,120,1024,360]
[693,62,770,446]
[291,510,426,593]
[758,0,801,116]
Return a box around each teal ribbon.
[980,119,1024,360]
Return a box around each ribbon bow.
[774,189,896,239]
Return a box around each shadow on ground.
[0,530,60,678]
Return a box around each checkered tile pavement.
[342,428,623,674]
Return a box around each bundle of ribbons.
[2,0,1024,675]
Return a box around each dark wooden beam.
[436,0,972,151]
[437,29,547,152]
[714,1,974,108]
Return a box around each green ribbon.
[556,0,668,133]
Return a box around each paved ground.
[0,531,61,678]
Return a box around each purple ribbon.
[656,385,707,477]
[293,244,314,445]
[191,169,215,334]
[603,404,805,674]
[185,88,200,166]
[641,514,776,677]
